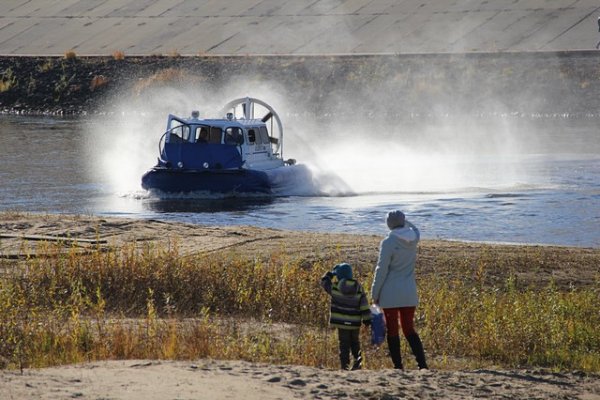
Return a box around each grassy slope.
[1,52,599,116]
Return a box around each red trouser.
[383,307,416,337]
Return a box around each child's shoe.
[351,356,363,370]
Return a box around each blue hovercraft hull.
[141,164,314,196]
[141,168,272,194]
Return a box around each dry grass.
[90,75,109,91]
[112,50,125,61]
[131,68,199,95]
[0,241,598,371]
[166,49,181,58]
[64,50,77,60]
[0,67,16,92]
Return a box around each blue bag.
[370,305,386,346]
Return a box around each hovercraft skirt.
[141,168,271,194]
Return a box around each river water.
[0,114,598,247]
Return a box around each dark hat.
[333,263,353,280]
[386,210,405,230]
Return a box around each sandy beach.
[2,359,599,400]
[1,213,599,399]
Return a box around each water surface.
[0,115,598,247]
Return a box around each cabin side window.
[209,127,222,144]
[169,125,190,143]
[258,126,270,145]
[225,127,243,145]
[195,126,209,143]
[247,129,256,144]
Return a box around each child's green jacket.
[321,272,371,330]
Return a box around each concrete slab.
[104,0,164,18]
[351,0,397,15]
[1,0,599,55]
[134,0,182,18]
[2,0,79,17]
[326,0,373,15]
[543,8,600,50]
[207,0,265,18]
[78,17,182,54]
[240,0,288,17]
[448,10,522,52]
[0,1,29,16]
[0,18,37,51]
[220,16,302,54]
[49,0,112,18]
[149,16,231,55]
[118,17,195,55]
[269,15,369,54]
[418,11,498,54]
[43,18,118,54]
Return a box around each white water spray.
[87,79,530,198]
[87,80,295,195]
[284,112,528,196]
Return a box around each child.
[320,263,371,370]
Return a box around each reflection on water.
[0,115,598,247]
[144,197,275,213]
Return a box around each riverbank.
[1,212,599,399]
[2,212,599,289]
[1,52,600,117]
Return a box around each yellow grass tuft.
[0,67,16,92]
[37,59,54,73]
[112,50,125,60]
[90,75,109,91]
[166,49,181,58]
[132,68,201,95]
[0,80,14,92]
[64,50,77,60]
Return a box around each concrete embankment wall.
[1,0,599,55]
[2,1,600,115]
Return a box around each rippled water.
[0,114,598,247]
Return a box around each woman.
[371,210,428,370]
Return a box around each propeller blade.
[261,112,273,123]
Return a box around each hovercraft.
[141,97,312,196]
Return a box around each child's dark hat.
[333,263,353,280]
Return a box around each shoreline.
[2,212,599,290]
[2,209,598,250]
[441,237,598,250]
[1,212,599,399]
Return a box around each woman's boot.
[406,333,428,369]
[386,335,403,369]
